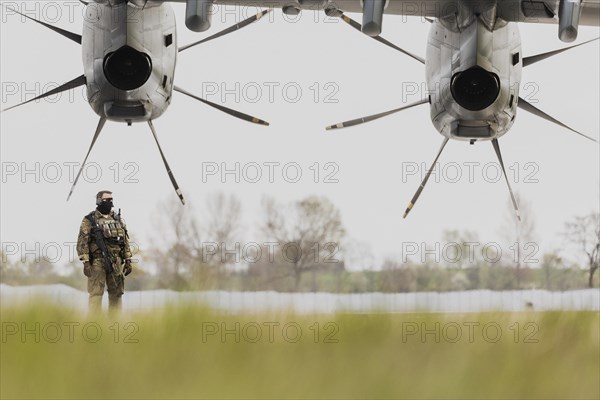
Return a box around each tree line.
[1,193,598,292]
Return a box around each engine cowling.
[425,16,522,141]
[82,2,177,123]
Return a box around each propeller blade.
[66,117,107,201]
[3,6,82,44]
[179,9,271,52]
[148,120,186,205]
[2,74,86,112]
[523,37,599,67]
[518,97,598,142]
[339,13,425,64]
[403,137,449,219]
[174,86,269,126]
[492,139,521,222]
[326,98,428,130]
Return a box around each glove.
[124,259,132,276]
[83,261,92,277]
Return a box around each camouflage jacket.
[76,209,132,263]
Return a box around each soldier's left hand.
[83,261,92,277]
[124,259,132,276]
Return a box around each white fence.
[1,284,599,313]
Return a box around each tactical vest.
[100,220,126,242]
[85,212,127,261]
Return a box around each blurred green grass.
[1,303,598,399]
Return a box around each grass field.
[1,303,598,399]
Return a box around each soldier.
[77,190,133,312]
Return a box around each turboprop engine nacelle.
[82,2,177,123]
[426,16,522,141]
[185,0,213,32]
[559,0,582,42]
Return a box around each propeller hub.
[450,66,500,111]
[103,45,152,91]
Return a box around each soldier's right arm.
[76,217,92,262]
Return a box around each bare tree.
[201,193,242,286]
[564,213,600,288]
[0,250,11,279]
[441,229,481,269]
[261,196,345,291]
[203,192,242,245]
[499,192,536,288]
[380,258,417,292]
[150,196,197,288]
[540,252,563,290]
[149,193,243,290]
[26,256,55,278]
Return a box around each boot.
[89,295,102,313]
[108,295,122,314]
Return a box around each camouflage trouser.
[88,255,124,312]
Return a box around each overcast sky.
[1,1,598,270]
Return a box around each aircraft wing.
[157,0,600,26]
[498,0,599,26]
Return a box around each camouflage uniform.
[77,210,132,312]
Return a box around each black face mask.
[97,201,113,214]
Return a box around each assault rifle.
[85,213,115,274]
